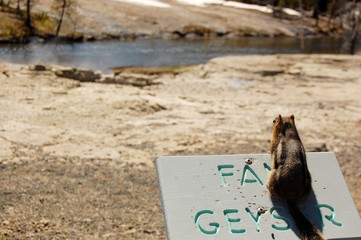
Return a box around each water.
[0,37,358,72]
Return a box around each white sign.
[156,152,361,240]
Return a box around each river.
[0,37,358,72]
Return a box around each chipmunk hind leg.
[267,169,281,198]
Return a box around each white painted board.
[156,152,361,240]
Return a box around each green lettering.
[241,165,264,186]
[317,204,342,227]
[263,163,271,173]
[223,209,246,234]
[270,207,291,231]
[218,165,234,186]
[245,207,262,231]
[194,210,220,235]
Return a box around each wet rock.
[112,66,189,76]
[30,64,49,71]
[55,68,101,82]
[259,69,284,76]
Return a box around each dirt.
[0,54,361,239]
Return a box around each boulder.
[55,68,101,82]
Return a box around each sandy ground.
[0,54,360,239]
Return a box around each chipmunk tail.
[287,201,327,240]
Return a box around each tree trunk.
[350,3,360,55]
[298,0,304,50]
[298,0,303,13]
[26,0,33,34]
[55,0,66,37]
[327,0,337,29]
[272,0,279,17]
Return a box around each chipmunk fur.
[268,114,326,240]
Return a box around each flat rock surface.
[1,0,319,41]
[36,0,310,38]
[0,54,360,239]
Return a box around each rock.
[99,74,115,83]
[34,65,47,71]
[82,218,92,224]
[182,24,214,38]
[30,64,48,71]
[259,70,284,77]
[29,63,50,72]
[2,220,10,226]
[272,7,300,20]
[55,68,101,82]
[287,67,302,75]
[99,76,115,84]
[39,219,50,227]
[103,73,160,87]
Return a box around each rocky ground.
[0,0,340,42]
[0,54,361,239]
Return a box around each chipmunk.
[268,115,326,240]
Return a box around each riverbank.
[0,0,342,43]
[1,54,361,239]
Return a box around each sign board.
[156,152,361,240]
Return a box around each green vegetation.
[32,11,57,36]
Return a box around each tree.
[25,0,33,33]
[349,3,360,54]
[312,0,329,26]
[298,0,303,12]
[53,0,76,37]
[17,0,21,12]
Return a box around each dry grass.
[0,12,27,41]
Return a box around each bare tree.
[350,3,360,54]
[53,0,76,37]
[25,0,33,33]
[17,0,21,12]
[0,0,12,6]
[298,0,303,11]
